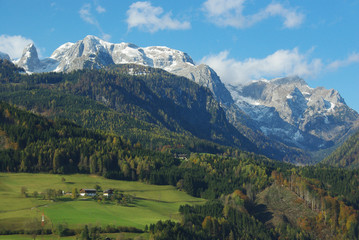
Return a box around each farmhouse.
[103,189,114,197]
[174,153,188,161]
[79,189,97,197]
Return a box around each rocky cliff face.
[170,63,233,105]
[15,43,40,72]
[227,76,359,150]
[15,35,233,105]
[15,43,58,73]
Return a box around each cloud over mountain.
[0,35,34,59]
[126,1,191,32]
[201,48,322,84]
[79,3,111,41]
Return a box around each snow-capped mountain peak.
[13,35,233,105]
[50,42,75,60]
[48,35,196,73]
[15,43,41,72]
[227,76,359,150]
[4,35,358,159]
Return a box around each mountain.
[224,103,311,163]
[10,35,359,163]
[0,60,258,155]
[322,129,359,168]
[2,86,359,240]
[14,35,233,106]
[2,59,359,239]
[227,76,359,152]
[15,43,58,73]
[8,36,311,161]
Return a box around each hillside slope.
[255,184,316,230]
[9,35,359,164]
[0,60,256,154]
[322,130,359,168]
[1,59,313,162]
[1,99,359,239]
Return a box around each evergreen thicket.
[323,130,359,168]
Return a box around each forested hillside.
[0,60,255,151]
[0,59,310,162]
[2,100,359,239]
[2,59,359,239]
[322,130,359,168]
[0,100,272,195]
[0,100,178,178]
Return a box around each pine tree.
[72,188,78,199]
[80,225,90,240]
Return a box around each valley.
[0,35,358,239]
[0,173,204,238]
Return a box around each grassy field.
[0,173,205,232]
[0,232,150,240]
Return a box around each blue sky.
[0,0,358,112]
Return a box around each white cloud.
[201,49,323,85]
[202,0,304,28]
[327,53,359,71]
[96,5,106,14]
[79,4,111,41]
[80,4,98,26]
[101,33,111,41]
[0,35,34,59]
[265,3,304,28]
[126,1,191,33]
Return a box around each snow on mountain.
[12,35,359,154]
[15,43,40,72]
[227,76,359,150]
[15,43,58,73]
[50,42,75,60]
[170,63,233,104]
[15,35,233,105]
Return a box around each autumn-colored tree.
[202,216,213,233]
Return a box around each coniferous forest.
[1,59,359,239]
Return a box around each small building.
[175,154,188,161]
[79,189,97,197]
[103,189,114,197]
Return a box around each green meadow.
[0,173,205,232]
[0,232,150,240]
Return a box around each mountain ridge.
[15,35,233,106]
[322,129,359,168]
[0,60,259,155]
[227,76,359,152]
[8,35,359,163]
